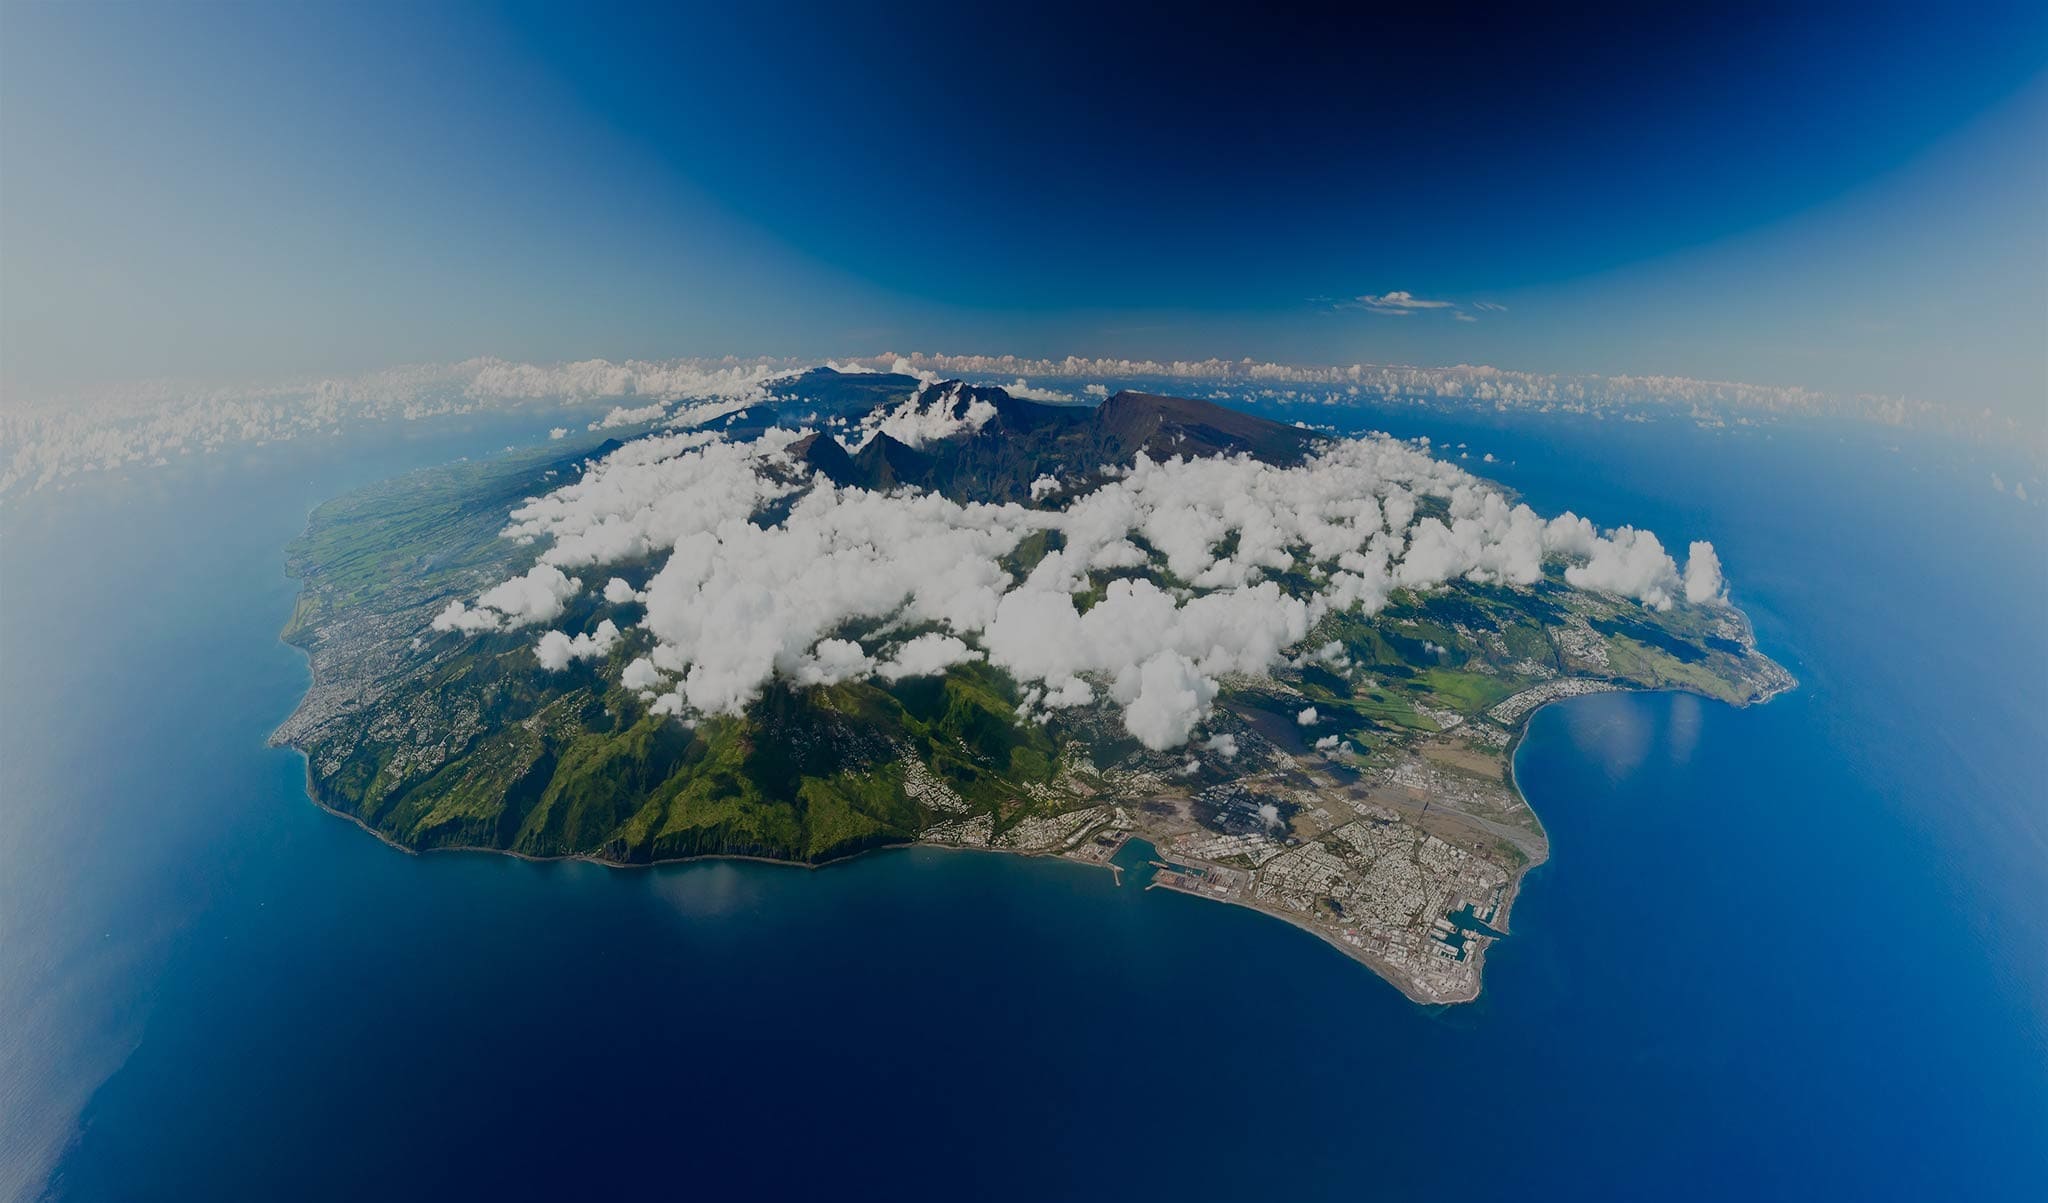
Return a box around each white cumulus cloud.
[1353,290,1456,315]
[1683,541,1727,606]
[878,633,981,681]
[1002,378,1075,403]
[845,382,996,451]
[433,563,581,632]
[535,619,621,671]
[430,412,1733,750]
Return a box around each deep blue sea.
[3,402,2043,1201]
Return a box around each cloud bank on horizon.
[4,350,2035,498]
[430,392,1728,751]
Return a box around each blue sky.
[3,1,2043,417]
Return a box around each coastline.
[276,572,1794,1007]
[291,756,1128,881]
[290,748,1468,1005]
[1124,672,1794,1004]
[278,684,1662,1007]
[1144,873,1470,1006]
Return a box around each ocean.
[3,400,2042,1200]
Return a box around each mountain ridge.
[766,370,1318,502]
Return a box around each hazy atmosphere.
[4,2,2043,419]
[3,6,2042,1202]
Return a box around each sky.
[2,1,2043,419]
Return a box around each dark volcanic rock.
[853,432,939,490]
[810,378,1321,504]
[787,432,861,487]
[1093,390,1316,466]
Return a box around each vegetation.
[276,388,1784,868]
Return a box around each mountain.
[769,373,1318,503]
[1093,390,1315,466]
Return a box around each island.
[272,369,1794,1003]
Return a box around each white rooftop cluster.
[434,420,1729,751]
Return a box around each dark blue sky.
[531,2,2037,302]
[4,1,2043,413]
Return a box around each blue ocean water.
[2,405,2042,1201]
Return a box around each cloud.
[1335,291,1495,323]
[1117,651,1220,750]
[429,603,503,634]
[1297,706,1320,725]
[0,355,802,497]
[794,637,875,686]
[592,402,670,430]
[878,633,980,681]
[1556,523,1685,610]
[844,382,997,451]
[535,619,620,671]
[433,563,581,632]
[464,357,795,404]
[1300,640,1352,672]
[1683,541,1726,606]
[621,656,666,693]
[449,419,1730,752]
[6,349,2019,499]
[1001,378,1075,403]
[1353,290,1457,314]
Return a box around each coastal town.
[908,592,1793,1004]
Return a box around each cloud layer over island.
[432,390,1729,751]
